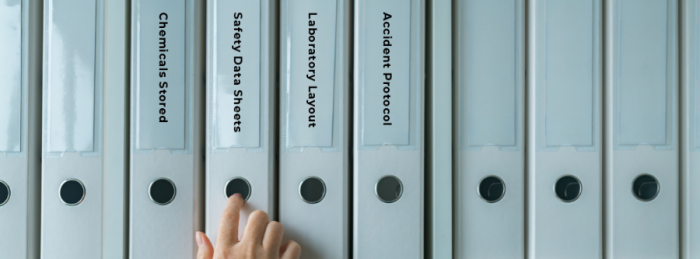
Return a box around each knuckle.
[243,247,257,258]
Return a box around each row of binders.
[1,0,422,258]
[3,0,700,258]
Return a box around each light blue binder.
[354,0,424,258]
[0,1,40,258]
[41,0,106,258]
[605,0,679,258]
[528,0,602,258]
[279,1,350,258]
[455,1,525,258]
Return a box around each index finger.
[215,193,245,249]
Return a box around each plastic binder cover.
[354,0,424,258]
[454,0,525,258]
[130,0,203,258]
[279,0,350,258]
[41,0,105,258]
[0,0,39,258]
[606,0,679,258]
[206,0,277,245]
[529,0,602,258]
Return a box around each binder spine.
[604,0,679,258]
[427,0,452,258]
[129,0,203,258]
[41,0,105,258]
[0,0,40,258]
[527,0,603,258]
[353,0,424,258]
[103,0,129,257]
[205,0,277,245]
[279,0,350,258]
[454,1,525,258]
[682,0,696,257]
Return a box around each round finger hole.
[478,176,505,203]
[0,180,10,206]
[149,178,177,205]
[633,174,659,201]
[555,175,582,202]
[224,177,251,201]
[59,179,85,206]
[299,177,326,204]
[375,175,403,203]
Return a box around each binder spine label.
[213,0,262,148]
[286,0,337,147]
[0,0,22,152]
[45,0,97,152]
[537,0,597,149]
[614,0,674,147]
[360,0,410,146]
[462,0,521,149]
[135,0,186,150]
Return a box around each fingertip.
[280,240,302,259]
[196,231,204,247]
[196,232,214,259]
[228,193,244,204]
[263,221,284,252]
[249,209,269,220]
[242,210,270,244]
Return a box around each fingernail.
[233,193,242,198]
[196,232,204,247]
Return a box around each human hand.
[196,193,301,259]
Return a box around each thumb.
[196,231,214,259]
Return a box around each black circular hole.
[225,177,251,201]
[376,175,403,203]
[555,175,582,202]
[149,178,177,205]
[0,181,10,206]
[299,177,326,204]
[478,176,505,203]
[59,179,85,205]
[633,174,659,201]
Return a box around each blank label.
[0,0,21,152]
[464,0,520,147]
[616,0,670,146]
[135,0,186,150]
[360,0,411,146]
[286,0,337,147]
[542,0,595,147]
[212,0,262,148]
[45,0,97,153]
